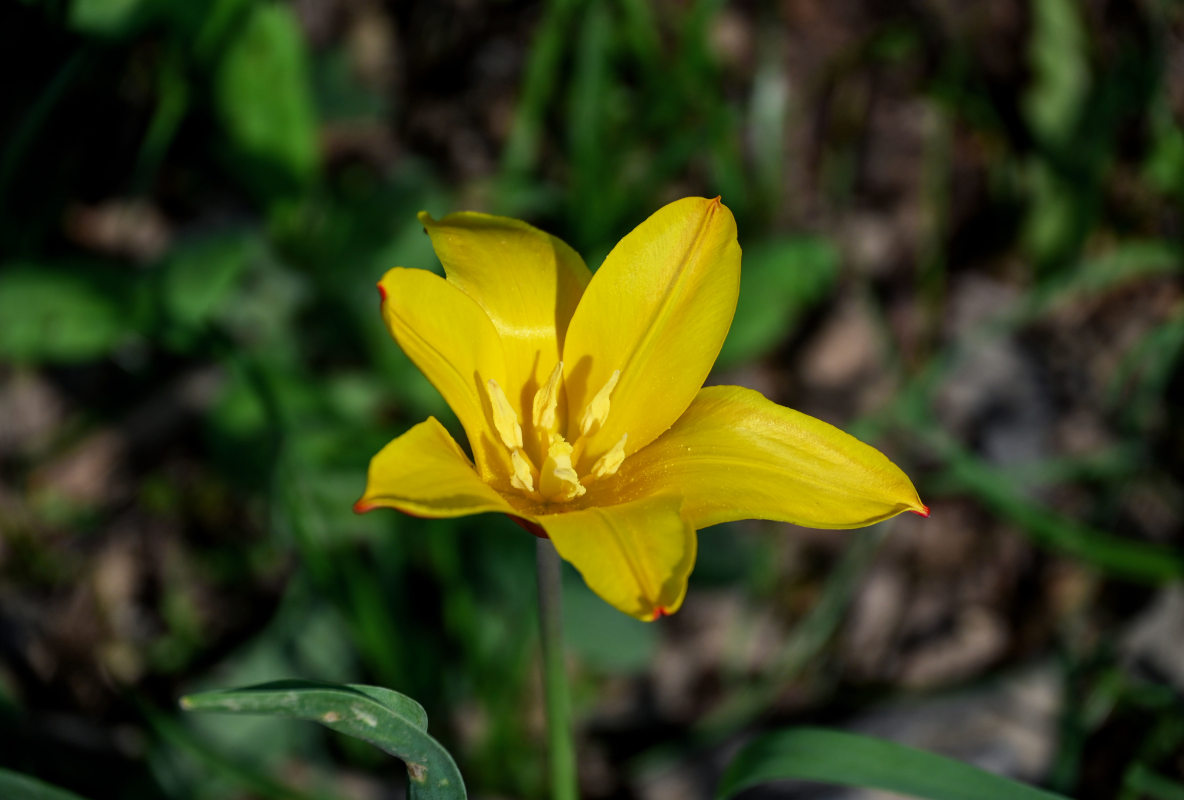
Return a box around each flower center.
[484,362,628,504]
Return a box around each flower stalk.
[536,538,578,800]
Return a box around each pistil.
[539,440,586,502]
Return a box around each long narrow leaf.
[717,727,1069,800]
[0,769,90,800]
[181,680,464,800]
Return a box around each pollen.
[579,369,620,437]
[486,378,524,450]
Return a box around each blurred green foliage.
[0,767,90,800]
[212,3,318,201]
[718,727,1070,800]
[2,0,1183,798]
[0,262,148,362]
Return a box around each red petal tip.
[653,606,669,620]
[509,516,548,539]
[376,282,387,302]
[353,500,374,514]
[911,504,931,518]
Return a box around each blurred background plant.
[1,0,1183,798]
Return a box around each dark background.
[1,1,1183,798]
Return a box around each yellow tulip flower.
[356,197,926,620]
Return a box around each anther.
[579,369,621,437]
[532,362,563,433]
[510,450,536,494]
[486,378,524,450]
[590,433,628,479]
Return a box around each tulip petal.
[538,495,696,621]
[606,386,926,529]
[421,211,592,428]
[355,416,517,517]
[561,197,741,468]
[378,267,511,480]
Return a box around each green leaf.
[213,2,318,201]
[1020,160,1086,271]
[0,263,143,363]
[181,680,465,799]
[1126,764,1184,800]
[565,1,615,249]
[68,0,155,37]
[939,440,1184,583]
[160,231,258,329]
[717,727,1070,800]
[1022,240,1183,320]
[499,0,578,179]
[1022,0,1089,150]
[1144,89,1184,201]
[716,237,838,369]
[0,768,90,800]
[345,685,429,731]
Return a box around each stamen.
[532,361,563,433]
[579,369,621,437]
[590,433,628,479]
[486,378,524,450]
[510,449,536,494]
[539,440,586,502]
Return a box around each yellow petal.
[420,211,592,430]
[538,496,696,621]
[606,385,927,529]
[562,197,741,467]
[378,267,511,480]
[355,417,516,518]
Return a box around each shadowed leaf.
[182,680,464,799]
[0,768,90,800]
[718,727,1070,800]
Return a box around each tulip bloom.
[356,197,926,620]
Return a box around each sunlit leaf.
[717,727,1069,800]
[213,2,318,201]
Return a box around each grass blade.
[0,769,90,800]
[718,727,1070,800]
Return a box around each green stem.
[536,539,578,800]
